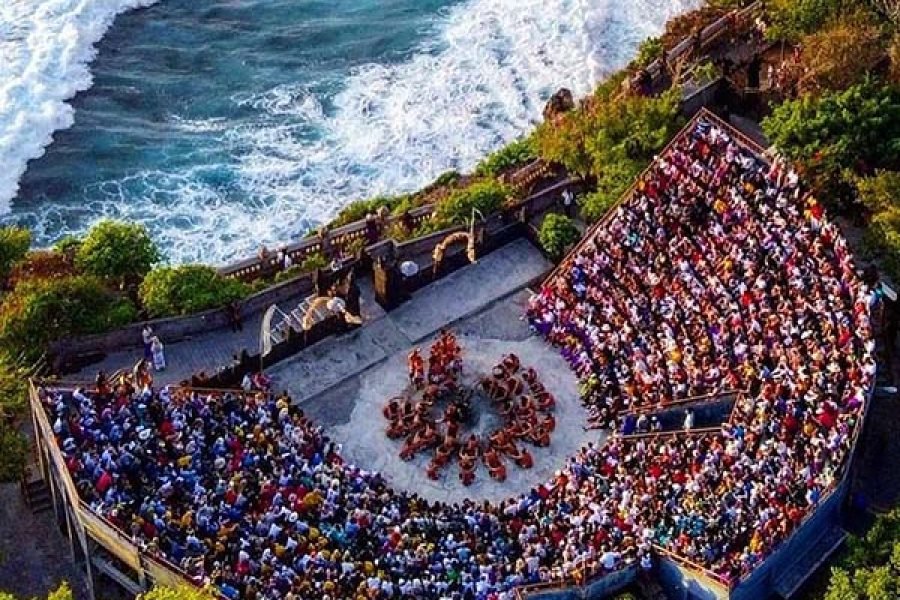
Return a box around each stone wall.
[49,271,316,371]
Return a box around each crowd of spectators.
[527,116,875,579]
[42,116,875,599]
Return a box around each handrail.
[28,380,225,597]
[653,543,735,588]
[216,162,563,282]
[624,388,741,417]
[615,425,724,441]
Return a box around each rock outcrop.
[542,88,575,122]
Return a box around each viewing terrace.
[26,109,877,600]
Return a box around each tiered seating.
[42,114,875,599]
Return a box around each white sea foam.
[0,0,160,208]
[216,0,700,264]
[6,0,699,264]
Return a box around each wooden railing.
[28,381,224,598]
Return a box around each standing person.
[150,336,166,371]
[561,189,575,218]
[226,300,243,333]
[683,408,695,431]
[142,324,154,361]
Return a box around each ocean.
[0,0,697,265]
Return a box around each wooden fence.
[28,381,222,599]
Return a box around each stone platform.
[268,238,606,503]
[331,334,596,504]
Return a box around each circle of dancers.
[383,329,556,485]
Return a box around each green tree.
[536,87,681,181]
[762,81,900,203]
[539,214,581,258]
[0,275,137,363]
[0,226,32,284]
[75,220,160,286]
[474,138,537,177]
[139,265,250,318]
[435,180,512,224]
[535,107,595,177]
[823,507,900,599]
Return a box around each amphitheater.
[28,110,877,600]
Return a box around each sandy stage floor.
[330,333,603,504]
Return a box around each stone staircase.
[268,295,338,345]
[20,466,52,515]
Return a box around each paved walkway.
[268,239,552,402]
[71,275,385,387]
[0,483,91,599]
[71,240,549,389]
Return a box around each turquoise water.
[3,0,695,264]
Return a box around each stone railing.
[48,272,318,372]
[218,204,435,282]
[216,160,562,283]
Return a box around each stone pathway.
[388,239,552,342]
[0,483,90,599]
[71,275,385,387]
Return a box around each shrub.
[139,265,250,318]
[0,225,32,284]
[634,36,663,68]
[580,161,643,223]
[765,0,851,42]
[0,583,74,600]
[0,360,30,417]
[864,207,900,281]
[856,170,900,214]
[274,265,306,284]
[273,252,327,284]
[435,180,512,224]
[0,424,27,483]
[0,275,137,363]
[474,138,537,177]
[300,252,328,272]
[330,195,407,228]
[539,214,581,258]
[53,235,82,257]
[692,60,720,85]
[432,170,461,188]
[75,220,160,285]
[798,13,887,94]
[138,584,217,600]
[7,249,77,288]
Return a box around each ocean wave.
[0,0,160,209]
[217,0,698,263]
[5,0,698,264]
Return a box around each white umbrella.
[326,297,346,313]
[400,260,419,277]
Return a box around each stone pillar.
[373,257,405,311]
